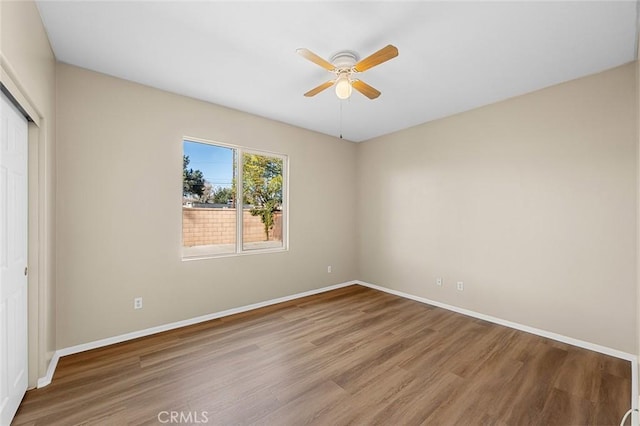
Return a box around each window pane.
[242,152,284,251]
[182,141,236,257]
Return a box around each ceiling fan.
[297,45,399,100]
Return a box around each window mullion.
[236,148,243,254]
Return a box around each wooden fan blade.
[353,45,398,73]
[352,80,381,99]
[304,80,335,97]
[297,48,335,71]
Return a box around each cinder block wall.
[182,208,282,246]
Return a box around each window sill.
[182,243,287,261]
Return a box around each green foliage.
[212,186,234,204]
[196,183,233,205]
[242,154,283,240]
[183,155,205,199]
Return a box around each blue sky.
[184,141,234,188]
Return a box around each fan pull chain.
[339,100,343,139]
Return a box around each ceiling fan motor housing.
[331,51,359,73]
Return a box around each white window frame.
[182,136,289,260]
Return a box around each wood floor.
[13,285,631,425]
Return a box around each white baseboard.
[356,280,639,418]
[36,351,59,388]
[37,280,357,388]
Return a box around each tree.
[212,186,234,204]
[196,183,233,205]
[242,154,283,240]
[198,182,215,203]
[183,155,205,199]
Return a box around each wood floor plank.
[311,366,417,425]
[12,285,631,425]
[539,388,595,426]
[255,380,349,426]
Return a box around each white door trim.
[1,52,50,395]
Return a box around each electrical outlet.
[134,297,143,310]
[436,277,443,286]
[456,281,464,291]
[327,266,332,273]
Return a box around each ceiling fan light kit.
[297,45,398,100]
[335,73,352,100]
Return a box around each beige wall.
[0,1,57,386]
[357,63,637,353]
[55,61,640,355]
[55,63,357,348]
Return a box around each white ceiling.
[37,1,637,142]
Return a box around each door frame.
[1,54,49,390]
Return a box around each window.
[182,138,287,259]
